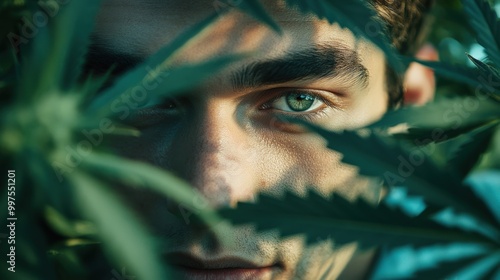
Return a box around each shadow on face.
[89,0,388,278]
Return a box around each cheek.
[255,132,382,203]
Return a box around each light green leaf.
[80,153,222,228]
[463,0,500,66]
[70,171,169,280]
[44,206,96,238]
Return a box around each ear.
[403,44,439,105]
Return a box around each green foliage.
[219,190,493,247]
[88,11,223,114]
[2,0,500,279]
[400,57,499,95]
[220,0,500,278]
[70,172,169,280]
[464,0,500,66]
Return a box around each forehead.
[93,0,380,61]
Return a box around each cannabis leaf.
[87,12,223,114]
[80,153,222,228]
[403,57,500,95]
[368,97,500,130]
[219,190,492,249]
[467,171,500,224]
[372,243,494,279]
[71,172,170,280]
[463,0,500,66]
[19,0,102,97]
[293,120,500,227]
[446,122,498,179]
[467,54,500,97]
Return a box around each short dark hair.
[372,0,435,54]
[370,0,435,107]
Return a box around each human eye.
[269,91,323,112]
[259,88,337,122]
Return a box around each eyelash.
[129,89,336,127]
[259,89,333,122]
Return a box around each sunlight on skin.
[91,0,397,279]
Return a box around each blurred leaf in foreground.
[70,172,170,280]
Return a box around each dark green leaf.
[16,220,58,279]
[401,57,500,96]
[368,97,500,130]
[445,122,498,178]
[285,0,403,72]
[219,190,491,249]
[136,54,247,102]
[91,54,245,120]
[467,54,500,97]
[294,120,499,227]
[87,12,222,114]
[390,122,489,146]
[463,0,500,66]
[19,0,102,97]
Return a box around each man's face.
[93,0,389,279]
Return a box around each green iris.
[286,92,315,112]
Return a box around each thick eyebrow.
[84,41,369,92]
[231,43,369,90]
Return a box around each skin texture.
[90,0,435,279]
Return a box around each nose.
[167,103,257,208]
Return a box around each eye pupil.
[286,92,315,111]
